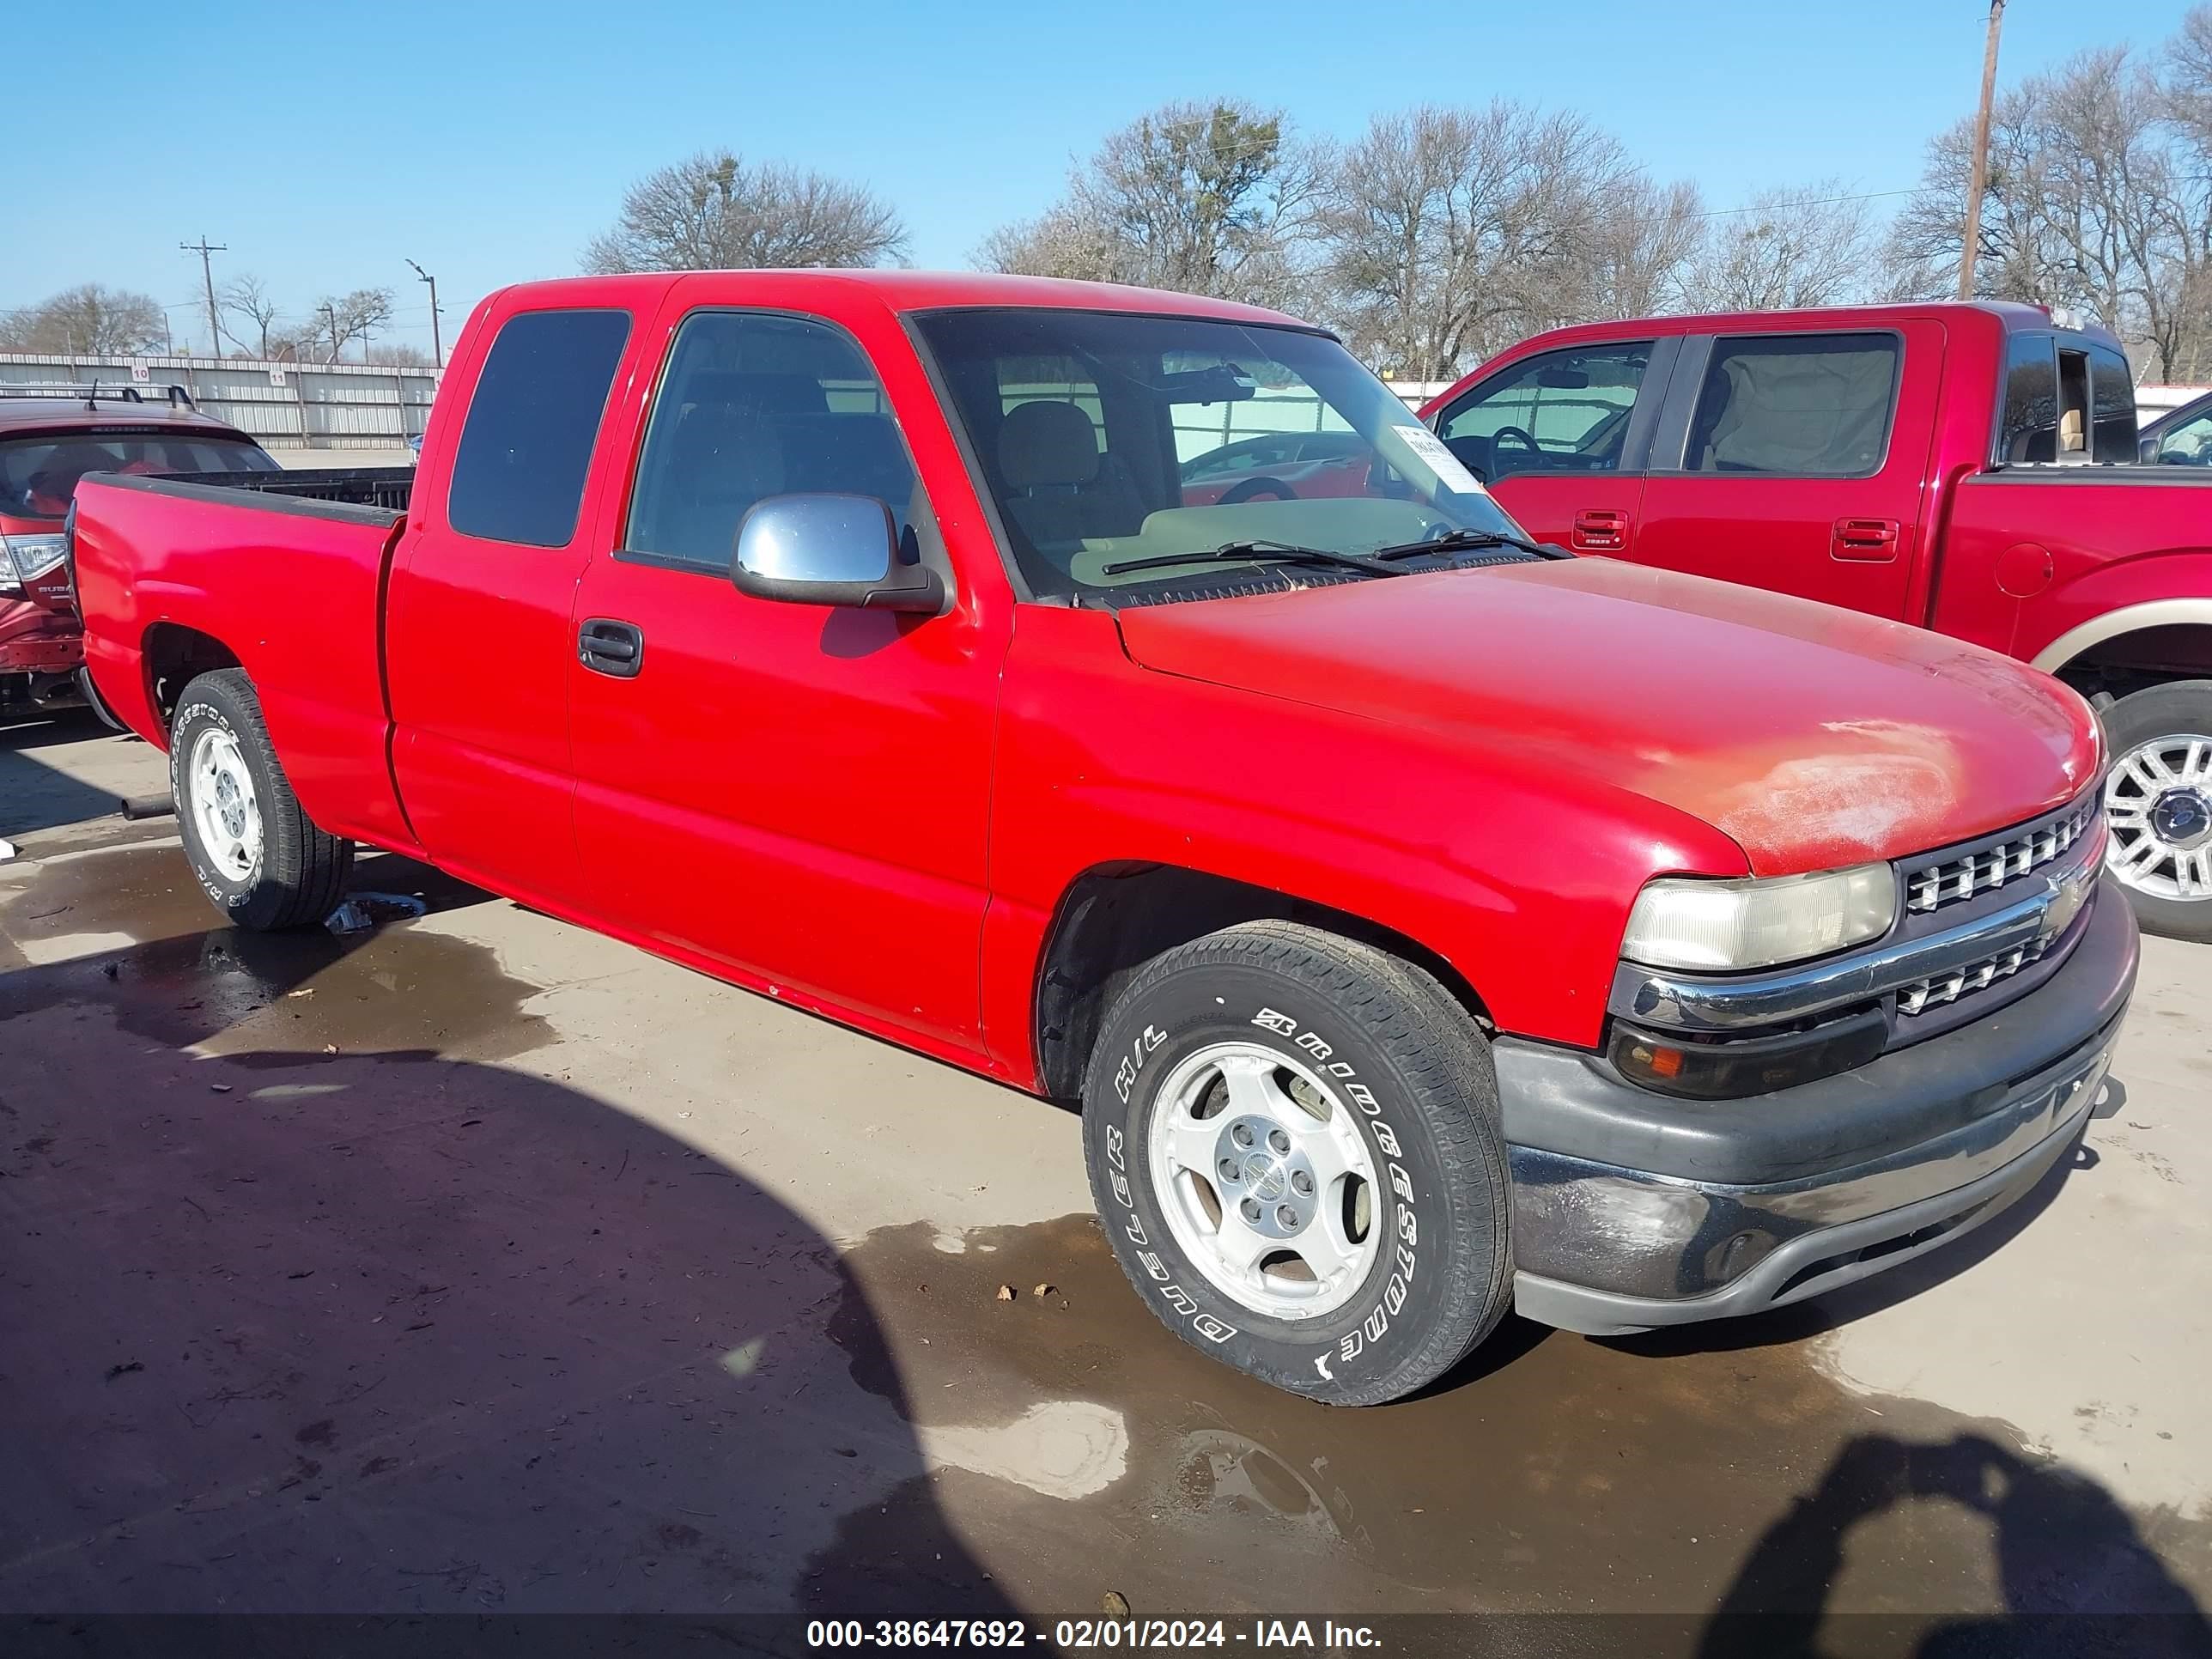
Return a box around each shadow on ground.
[2,839,2207,1650]
[0,860,1005,1619]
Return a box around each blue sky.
[13,0,2202,357]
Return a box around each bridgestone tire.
[2100,679,2212,944]
[1080,920,1513,1406]
[170,669,353,932]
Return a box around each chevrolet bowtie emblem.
[2041,866,2092,942]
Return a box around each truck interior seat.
[996,398,1146,566]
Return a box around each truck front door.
[1625,323,1945,620]
[564,298,1005,1055]
[1428,339,1668,558]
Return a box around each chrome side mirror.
[730,493,945,613]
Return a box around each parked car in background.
[1178,428,1376,505]
[68,271,2133,1405]
[1425,302,2212,941]
[0,385,277,717]
[2138,388,2212,465]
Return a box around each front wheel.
[2101,680,2212,944]
[1081,921,1513,1406]
[171,668,354,931]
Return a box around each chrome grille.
[1895,938,2052,1016]
[1903,794,2100,915]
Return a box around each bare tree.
[583,150,906,273]
[218,273,284,358]
[363,342,433,367]
[1679,181,1879,312]
[978,100,1322,308]
[1310,103,1670,380]
[0,283,168,355]
[313,288,396,363]
[1886,23,2212,379]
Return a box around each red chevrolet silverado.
[1420,303,2212,942]
[70,272,2135,1405]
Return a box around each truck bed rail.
[163,466,416,512]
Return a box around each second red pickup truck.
[1422,301,2212,942]
[70,272,2136,1404]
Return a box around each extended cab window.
[447,308,630,547]
[1436,343,1650,481]
[623,311,920,571]
[1686,334,1899,477]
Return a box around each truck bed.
[70,469,417,853]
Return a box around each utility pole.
[321,301,341,364]
[1958,1,2007,301]
[180,235,228,356]
[405,258,442,367]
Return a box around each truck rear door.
[1624,321,1945,619]
[1428,337,1674,557]
[383,301,637,908]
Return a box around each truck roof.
[487,269,1312,330]
[1504,299,2124,352]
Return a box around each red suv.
[1,385,276,714]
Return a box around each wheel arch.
[1030,861,1494,1102]
[142,623,244,730]
[2031,599,2212,682]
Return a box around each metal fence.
[0,351,437,455]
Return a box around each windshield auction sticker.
[1381,424,1489,497]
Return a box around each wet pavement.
[3,711,2210,1646]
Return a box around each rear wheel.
[170,669,352,931]
[2101,680,2212,944]
[1080,921,1513,1406]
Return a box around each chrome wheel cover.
[188,726,263,884]
[2106,733,2212,902]
[1145,1041,1381,1322]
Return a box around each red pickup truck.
[70,272,2135,1405]
[1420,303,2212,942]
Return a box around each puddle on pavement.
[0,841,550,1063]
[811,1213,2212,1628]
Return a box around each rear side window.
[1686,334,1899,477]
[448,308,630,547]
[623,310,918,571]
[1997,334,2057,463]
[2089,343,2137,465]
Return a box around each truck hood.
[1114,558,2101,875]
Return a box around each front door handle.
[1571,508,1630,551]
[578,617,644,678]
[1832,518,1901,562]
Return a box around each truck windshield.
[0,431,277,521]
[910,309,1530,601]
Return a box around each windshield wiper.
[1098,539,1406,579]
[1370,527,1568,562]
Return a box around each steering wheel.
[1489,426,1542,469]
[1218,476,1298,505]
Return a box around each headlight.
[1622,863,1897,972]
[2,532,69,588]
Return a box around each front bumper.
[1496,878,2139,1336]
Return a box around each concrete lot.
[3,710,2209,1638]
